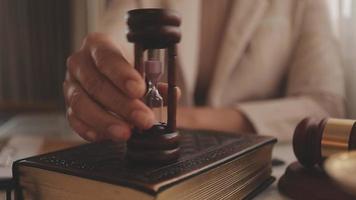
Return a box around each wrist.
[176,107,255,134]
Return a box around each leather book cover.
[13,130,276,197]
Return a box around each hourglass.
[125,8,181,164]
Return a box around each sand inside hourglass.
[144,50,166,124]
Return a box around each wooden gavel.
[293,118,356,167]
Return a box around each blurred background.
[0,0,354,197]
[328,0,356,119]
[0,0,355,117]
[0,0,355,154]
[0,0,70,112]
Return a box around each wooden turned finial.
[126,8,181,49]
[293,118,356,167]
[126,9,181,164]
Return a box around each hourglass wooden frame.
[126,8,181,163]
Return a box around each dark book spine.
[12,161,23,200]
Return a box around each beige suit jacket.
[99,0,345,141]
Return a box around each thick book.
[13,130,277,200]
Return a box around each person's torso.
[101,0,303,107]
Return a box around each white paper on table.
[0,136,44,178]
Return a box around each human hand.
[63,33,155,142]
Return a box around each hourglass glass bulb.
[144,49,164,123]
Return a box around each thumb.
[157,83,181,105]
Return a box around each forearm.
[177,107,254,134]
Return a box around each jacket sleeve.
[237,0,345,142]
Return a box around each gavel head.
[293,118,325,168]
[126,8,181,49]
[293,118,356,168]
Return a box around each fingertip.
[82,131,98,142]
[108,124,132,141]
[120,126,132,141]
[67,108,95,142]
[157,83,181,103]
[85,130,97,142]
[130,110,155,130]
[175,86,182,99]
[125,79,146,98]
